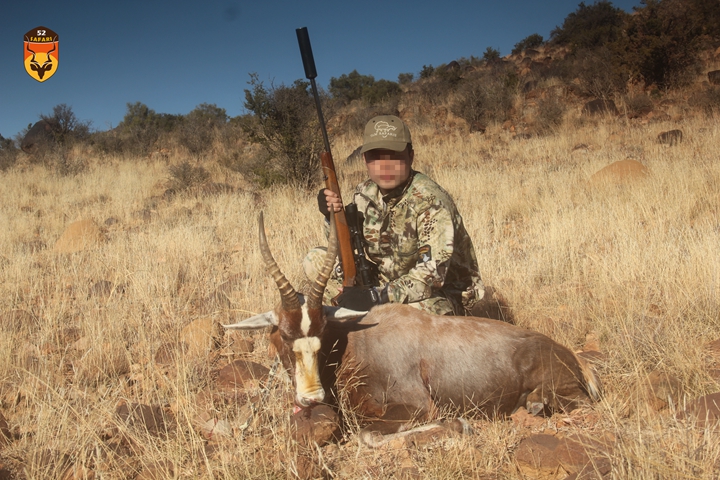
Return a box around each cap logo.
[371,121,397,138]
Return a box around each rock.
[708,70,720,86]
[52,219,105,253]
[677,392,720,428]
[180,317,222,357]
[514,433,613,479]
[0,411,11,447]
[153,342,187,366]
[215,360,270,390]
[643,370,682,411]
[0,309,39,333]
[222,330,254,356]
[583,99,619,116]
[115,402,176,438]
[589,159,648,186]
[196,415,232,440]
[657,129,683,146]
[511,407,546,428]
[291,405,340,446]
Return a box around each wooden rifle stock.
[321,152,356,287]
[296,27,356,287]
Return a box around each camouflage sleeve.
[386,204,456,304]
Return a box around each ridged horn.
[306,210,339,310]
[258,212,301,311]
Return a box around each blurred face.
[363,147,414,194]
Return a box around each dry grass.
[0,112,719,478]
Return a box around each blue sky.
[0,0,640,140]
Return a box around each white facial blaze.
[300,303,312,336]
[293,336,324,406]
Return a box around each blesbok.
[225,212,601,442]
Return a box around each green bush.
[535,96,566,134]
[167,161,211,193]
[398,72,414,85]
[0,135,18,171]
[450,67,518,126]
[482,47,501,62]
[178,103,228,157]
[617,0,705,88]
[242,74,326,189]
[551,1,627,50]
[576,46,628,97]
[329,70,401,107]
[512,34,544,55]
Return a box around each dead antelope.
[225,212,601,443]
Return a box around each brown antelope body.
[225,213,601,439]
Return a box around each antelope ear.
[223,311,278,330]
[324,306,367,320]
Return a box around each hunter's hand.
[336,286,389,312]
[317,188,343,219]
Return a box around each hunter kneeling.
[305,115,497,317]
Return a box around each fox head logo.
[24,27,58,82]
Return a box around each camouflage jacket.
[350,171,484,315]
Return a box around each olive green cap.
[360,115,412,154]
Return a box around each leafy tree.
[419,65,435,79]
[180,103,228,157]
[242,74,325,189]
[482,47,501,62]
[618,0,706,88]
[329,70,375,105]
[512,34,544,54]
[363,79,402,104]
[40,103,91,146]
[551,1,627,50]
[398,72,414,85]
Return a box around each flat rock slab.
[115,402,176,438]
[515,433,612,479]
[677,392,720,428]
[291,405,340,446]
[589,160,648,186]
[53,219,105,253]
[214,360,270,390]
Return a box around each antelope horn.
[258,212,300,311]
[307,209,339,310]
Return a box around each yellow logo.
[24,26,58,82]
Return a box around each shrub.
[167,161,211,193]
[242,74,325,189]
[40,103,91,147]
[689,87,720,116]
[450,67,518,126]
[0,135,18,171]
[551,1,627,50]
[576,46,628,97]
[419,65,435,79]
[617,0,705,88]
[535,96,566,134]
[398,72,414,85]
[512,34,544,55]
[178,103,228,157]
[363,79,402,105]
[329,70,375,105]
[329,71,402,107]
[483,47,501,63]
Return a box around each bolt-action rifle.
[296,27,378,292]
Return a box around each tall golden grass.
[0,112,718,478]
